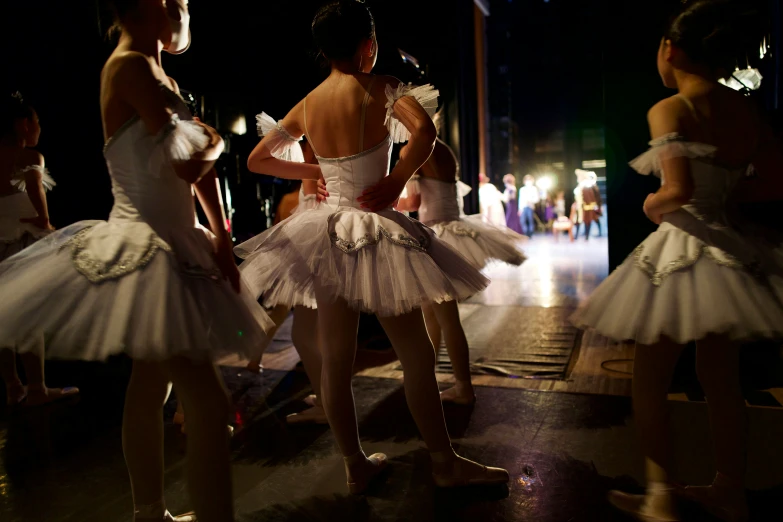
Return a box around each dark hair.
[1,92,35,138]
[665,0,765,72]
[312,1,375,62]
[103,0,140,37]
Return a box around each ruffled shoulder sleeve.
[629,133,717,177]
[456,180,472,198]
[12,164,56,192]
[255,112,305,163]
[384,83,440,144]
[148,113,214,178]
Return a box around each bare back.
[285,73,395,159]
[677,85,760,167]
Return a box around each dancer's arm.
[359,78,436,211]
[113,52,223,183]
[193,168,240,292]
[247,102,321,181]
[393,145,422,211]
[641,99,695,225]
[18,150,54,231]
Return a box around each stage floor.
[2,234,782,522]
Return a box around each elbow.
[410,119,437,147]
[247,154,259,174]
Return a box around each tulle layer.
[0,222,273,361]
[572,227,783,345]
[235,208,489,316]
[629,134,717,177]
[430,215,527,269]
[0,233,40,263]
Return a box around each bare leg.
[684,336,748,521]
[286,306,327,424]
[122,360,172,520]
[168,357,234,522]
[316,290,387,492]
[609,339,683,520]
[378,310,508,486]
[0,347,25,406]
[246,304,290,372]
[18,334,79,406]
[427,301,475,405]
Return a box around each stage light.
[582,159,606,169]
[230,115,247,136]
[536,176,553,191]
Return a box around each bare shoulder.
[19,148,44,168]
[376,74,402,92]
[167,76,180,96]
[103,51,159,90]
[279,99,306,138]
[647,96,688,138]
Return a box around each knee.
[191,387,231,424]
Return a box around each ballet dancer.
[572,2,781,520]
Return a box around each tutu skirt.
[428,215,526,270]
[235,207,489,316]
[0,220,273,361]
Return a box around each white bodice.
[102,86,199,239]
[318,135,393,211]
[417,177,461,224]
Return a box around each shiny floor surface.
[3,234,783,521]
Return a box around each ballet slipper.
[344,451,388,494]
[430,450,509,488]
[135,510,196,521]
[439,382,476,405]
[25,385,79,407]
[245,359,263,374]
[285,406,328,425]
[6,382,26,407]
[681,474,748,522]
[608,487,680,522]
[303,394,318,407]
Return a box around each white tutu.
[571,134,783,344]
[0,190,52,261]
[237,89,488,316]
[431,215,526,269]
[235,207,488,316]
[406,173,526,269]
[0,85,273,361]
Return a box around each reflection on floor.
[2,234,782,521]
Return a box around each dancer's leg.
[19,334,78,405]
[421,303,442,356]
[378,310,508,486]
[316,290,386,491]
[0,347,24,405]
[429,301,475,404]
[168,357,234,522]
[246,304,290,372]
[122,360,172,520]
[610,339,683,520]
[685,336,748,521]
[286,306,327,424]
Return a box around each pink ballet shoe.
[344,451,388,494]
[286,406,328,425]
[25,386,79,407]
[6,383,27,407]
[681,482,748,522]
[245,360,263,374]
[135,510,196,522]
[608,490,680,521]
[439,385,476,406]
[431,453,509,488]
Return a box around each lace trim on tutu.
[633,241,763,287]
[328,213,431,253]
[148,114,212,178]
[384,84,440,143]
[60,226,172,284]
[255,112,305,163]
[11,165,56,192]
[629,133,717,177]
[433,221,479,239]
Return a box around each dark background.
[0,0,780,267]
